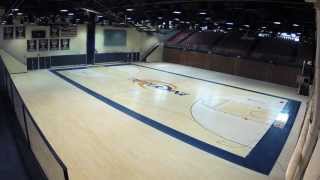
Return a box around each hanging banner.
[27,40,37,52]
[60,39,70,50]
[60,25,77,37]
[15,26,26,39]
[39,39,49,51]
[50,25,60,38]
[3,27,14,40]
[50,39,59,50]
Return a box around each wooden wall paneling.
[270,65,300,87]
[235,59,272,81]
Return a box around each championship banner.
[27,40,37,52]
[50,25,60,38]
[60,39,70,50]
[39,39,49,51]
[3,27,14,40]
[15,26,26,39]
[60,25,77,37]
[50,39,59,50]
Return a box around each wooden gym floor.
[11,62,308,180]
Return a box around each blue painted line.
[51,64,301,175]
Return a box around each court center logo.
[132,78,188,96]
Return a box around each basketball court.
[9,61,306,180]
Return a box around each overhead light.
[126,8,134,12]
[199,12,207,15]
[273,21,281,25]
[17,12,23,16]
[261,26,267,29]
[8,13,13,16]
[174,18,180,21]
[60,9,68,12]
[243,24,250,28]
[12,8,19,11]
[68,12,74,16]
[82,8,100,14]
[186,21,190,24]
[157,17,163,20]
[173,11,181,14]
[226,22,234,25]
[97,15,103,18]
[127,17,132,20]
[292,24,300,27]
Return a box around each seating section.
[163,47,301,87]
[165,31,314,67]
[180,32,224,51]
[213,32,255,57]
[163,30,315,87]
[166,32,192,45]
[250,38,298,65]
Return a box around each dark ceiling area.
[0,0,316,35]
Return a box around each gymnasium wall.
[164,47,300,87]
[95,25,140,53]
[0,25,87,64]
[0,24,163,65]
[95,26,162,62]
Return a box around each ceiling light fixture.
[68,12,74,16]
[199,12,207,15]
[292,24,300,27]
[173,11,181,14]
[273,21,281,25]
[126,8,134,12]
[60,9,68,12]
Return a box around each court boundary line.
[51,64,301,175]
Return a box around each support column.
[311,2,320,141]
[87,12,96,64]
[300,1,320,177]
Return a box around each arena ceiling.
[0,0,316,35]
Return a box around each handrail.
[140,42,160,61]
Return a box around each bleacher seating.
[166,32,192,45]
[213,32,256,57]
[163,31,314,87]
[180,32,224,51]
[250,37,299,65]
